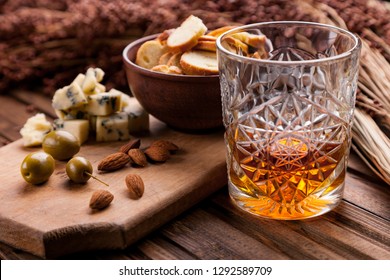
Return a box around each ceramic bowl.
[122,34,222,131]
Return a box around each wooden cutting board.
[0,118,227,258]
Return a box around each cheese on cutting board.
[52,82,87,110]
[54,106,88,120]
[47,67,149,144]
[82,68,106,95]
[53,119,90,144]
[85,91,122,116]
[96,112,130,142]
[89,115,97,132]
[20,113,52,147]
[120,93,149,133]
[72,73,85,86]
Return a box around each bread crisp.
[136,40,168,69]
[167,52,182,68]
[151,65,183,75]
[198,35,217,42]
[194,40,216,52]
[221,36,249,55]
[157,28,175,44]
[207,26,238,37]
[167,15,207,52]
[180,50,218,75]
[158,52,175,65]
[231,32,266,49]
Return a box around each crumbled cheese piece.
[72,73,85,86]
[52,82,87,110]
[20,113,52,147]
[81,68,105,95]
[121,95,149,133]
[54,106,88,120]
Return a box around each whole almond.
[150,139,179,153]
[144,146,170,162]
[125,174,144,199]
[119,138,141,154]
[128,149,147,167]
[98,152,130,171]
[89,189,114,210]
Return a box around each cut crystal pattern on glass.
[217,22,361,219]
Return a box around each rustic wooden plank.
[63,246,151,260]
[207,191,345,259]
[133,235,197,260]
[0,89,388,261]
[344,173,390,219]
[209,189,389,259]
[328,203,390,248]
[347,151,382,182]
[0,93,54,142]
[0,135,11,147]
[0,241,41,260]
[0,94,39,123]
[290,207,390,259]
[1,178,388,260]
[57,249,135,260]
[161,206,291,260]
[0,119,227,259]
[11,90,56,118]
[0,95,34,141]
[0,121,22,143]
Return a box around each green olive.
[42,131,80,160]
[66,156,93,183]
[20,151,55,185]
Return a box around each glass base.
[228,181,344,220]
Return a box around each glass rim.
[216,21,361,66]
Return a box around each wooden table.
[0,90,389,260]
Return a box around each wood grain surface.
[0,90,389,260]
[0,115,227,258]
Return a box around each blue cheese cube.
[82,68,105,95]
[94,68,105,82]
[121,95,149,133]
[54,119,89,144]
[72,73,85,86]
[96,112,130,142]
[52,82,87,110]
[85,91,121,116]
[82,68,97,94]
[94,83,106,94]
[89,115,97,132]
[54,105,88,120]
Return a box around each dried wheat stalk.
[352,109,390,185]
[301,0,390,184]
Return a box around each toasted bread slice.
[167,52,182,68]
[167,15,207,52]
[136,40,168,69]
[231,32,266,49]
[158,52,175,65]
[157,28,175,44]
[207,25,238,37]
[151,65,183,75]
[180,50,218,75]
[198,35,217,42]
[194,40,216,52]
[221,36,249,55]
